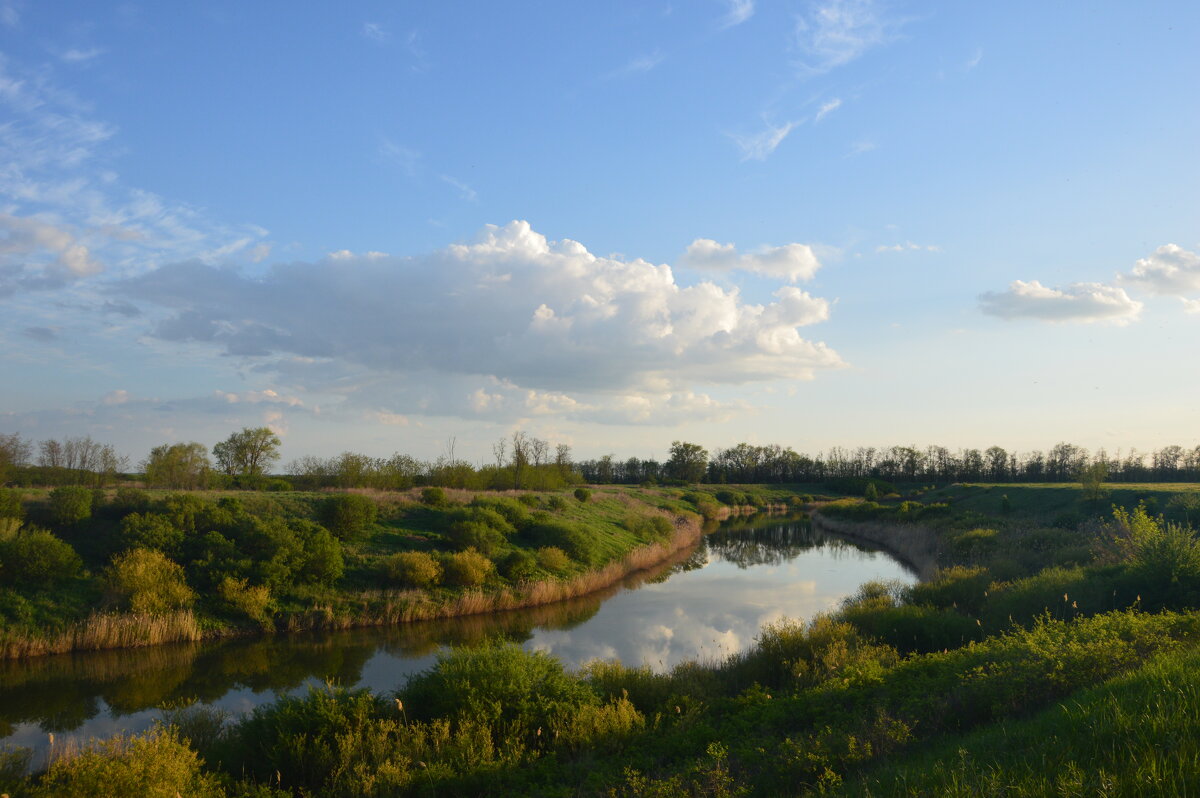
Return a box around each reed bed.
[810,510,940,579]
[0,610,202,660]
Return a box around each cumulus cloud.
[979,280,1143,325]
[680,238,823,283]
[730,120,797,161]
[1183,298,1200,315]
[1120,244,1200,296]
[118,221,844,423]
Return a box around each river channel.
[0,516,915,756]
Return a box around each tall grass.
[0,610,202,659]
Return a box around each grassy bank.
[0,484,713,659]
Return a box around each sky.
[1,0,1198,466]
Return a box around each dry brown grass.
[0,610,202,660]
[810,510,940,580]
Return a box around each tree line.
[4,429,1200,490]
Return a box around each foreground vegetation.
[2,479,1200,794]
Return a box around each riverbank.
[810,509,939,580]
[0,512,705,660]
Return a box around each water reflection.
[0,516,914,753]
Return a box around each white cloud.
[814,97,842,122]
[720,0,755,28]
[1183,298,1200,315]
[793,0,893,74]
[1121,244,1200,296]
[60,47,105,63]
[605,51,665,79]
[380,139,421,176]
[875,241,939,253]
[965,47,983,70]
[680,238,823,283]
[440,174,478,202]
[0,55,269,289]
[362,22,388,42]
[730,119,797,161]
[120,221,845,423]
[979,280,1143,325]
[102,389,130,405]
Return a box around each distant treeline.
[3,430,1200,489]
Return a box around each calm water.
[0,517,914,756]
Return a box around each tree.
[212,427,282,479]
[1080,461,1109,502]
[666,441,708,484]
[0,432,32,485]
[143,442,212,489]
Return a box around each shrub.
[110,487,150,517]
[625,514,673,542]
[518,493,540,507]
[385,551,442,589]
[105,548,196,614]
[31,728,224,797]
[49,485,92,526]
[219,576,272,624]
[420,486,447,506]
[547,495,568,512]
[0,529,82,587]
[400,641,599,733]
[440,548,494,587]
[318,493,378,540]
[574,487,592,503]
[118,512,184,555]
[264,478,293,492]
[447,520,505,555]
[537,546,571,573]
[0,488,23,521]
[1130,521,1200,610]
[468,497,530,530]
[949,527,1000,559]
[526,520,602,565]
[907,565,992,615]
[499,549,538,582]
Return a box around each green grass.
[847,643,1200,797]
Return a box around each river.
[0,515,915,757]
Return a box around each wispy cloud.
[793,0,894,74]
[965,47,983,70]
[730,119,798,161]
[814,97,842,122]
[875,241,939,253]
[846,139,876,156]
[59,47,105,64]
[379,138,421,176]
[720,0,755,28]
[440,174,478,202]
[605,51,665,80]
[361,22,388,42]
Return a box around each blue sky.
[1,0,1198,465]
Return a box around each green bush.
[49,485,93,526]
[907,565,992,615]
[0,529,82,587]
[525,520,601,565]
[1130,520,1200,610]
[218,575,273,624]
[104,548,196,614]
[440,548,494,587]
[420,486,447,506]
[110,487,150,517]
[499,549,538,581]
[518,493,540,507]
[30,728,225,797]
[625,513,673,542]
[318,493,378,540]
[118,512,184,555]
[0,488,24,521]
[385,550,442,589]
[447,520,506,555]
[574,487,592,503]
[537,546,571,573]
[400,641,599,734]
[468,497,530,530]
[547,495,568,511]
